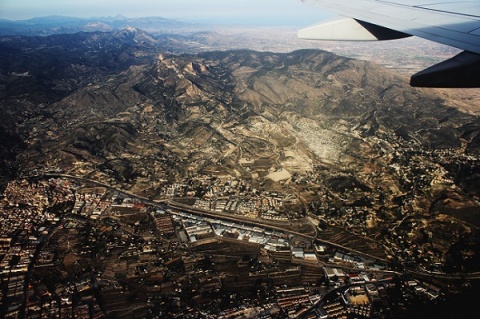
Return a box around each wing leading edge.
[298,0,480,88]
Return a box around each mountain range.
[0,15,194,36]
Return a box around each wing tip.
[298,18,410,41]
[410,51,480,88]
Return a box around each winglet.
[411,51,480,88]
[298,18,410,41]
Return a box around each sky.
[0,0,331,26]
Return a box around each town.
[0,176,471,319]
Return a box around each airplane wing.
[298,0,480,88]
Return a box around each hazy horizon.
[0,0,331,27]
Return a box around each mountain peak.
[111,27,158,46]
[121,26,138,33]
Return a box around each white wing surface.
[298,0,480,87]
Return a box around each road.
[35,173,480,281]
[167,200,391,263]
[40,173,389,262]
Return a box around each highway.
[166,200,390,264]
[42,173,389,263]
[35,173,480,282]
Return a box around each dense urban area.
[0,175,477,319]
